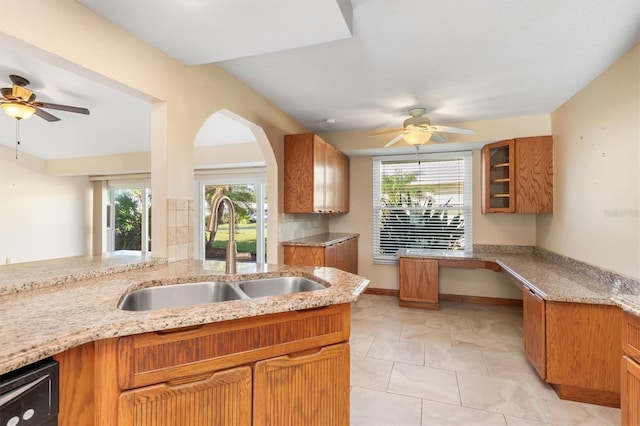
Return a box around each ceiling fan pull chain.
[15,118,21,159]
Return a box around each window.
[372,151,472,262]
[107,186,152,254]
[195,171,267,264]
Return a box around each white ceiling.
[1,0,639,160]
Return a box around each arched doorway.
[193,109,277,264]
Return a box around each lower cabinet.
[119,366,252,426]
[521,295,622,407]
[622,355,640,426]
[522,286,546,378]
[398,257,439,309]
[621,312,640,424]
[55,304,351,426]
[283,237,358,274]
[253,344,350,426]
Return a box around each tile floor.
[349,294,621,426]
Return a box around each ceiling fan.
[0,74,90,122]
[370,107,474,147]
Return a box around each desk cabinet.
[523,286,546,378]
[398,258,439,309]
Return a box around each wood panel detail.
[284,133,315,213]
[119,366,252,426]
[54,342,96,426]
[283,237,358,274]
[622,355,640,425]
[283,245,325,267]
[118,304,350,390]
[623,312,640,361]
[253,343,350,426]
[523,286,546,379]
[546,302,622,396]
[515,136,553,213]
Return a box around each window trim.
[372,151,473,264]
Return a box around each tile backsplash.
[279,213,330,242]
[167,198,194,262]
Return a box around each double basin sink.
[118,277,326,311]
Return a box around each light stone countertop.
[0,259,370,375]
[281,232,359,247]
[397,248,639,307]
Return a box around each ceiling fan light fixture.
[2,102,35,120]
[403,131,432,146]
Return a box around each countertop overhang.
[0,259,370,375]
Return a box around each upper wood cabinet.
[284,133,350,213]
[482,136,553,214]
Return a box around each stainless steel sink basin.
[118,282,245,311]
[237,277,325,298]
[118,277,326,311]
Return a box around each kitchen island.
[0,256,370,426]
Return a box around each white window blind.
[372,151,473,262]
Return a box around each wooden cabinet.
[398,257,439,309]
[55,304,351,426]
[621,312,640,424]
[254,343,350,426]
[119,366,252,426]
[522,286,546,378]
[283,236,358,274]
[284,133,350,213]
[482,136,553,214]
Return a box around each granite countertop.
[397,248,640,308]
[0,259,370,375]
[281,232,359,247]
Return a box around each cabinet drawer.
[623,312,640,361]
[118,304,351,390]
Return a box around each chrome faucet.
[208,194,237,274]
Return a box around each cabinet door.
[324,243,337,268]
[399,258,439,309]
[622,355,640,426]
[514,136,553,213]
[284,134,315,213]
[546,302,622,395]
[119,366,252,426]
[283,245,326,267]
[253,343,350,426]
[313,135,327,212]
[523,286,546,379]
[481,140,515,213]
[348,237,358,274]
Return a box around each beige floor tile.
[350,296,620,426]
[350,386,422,426]
[534,392,621,426]
[450,330,510,352]
[457,371,547,422]
[351,355,394,391]
[401,324,452,346]
[350,335,375,357]
[422,400,507,425]
[368,335,425,365]
[482,350,539,379]
[387,362,460,405]
[425,343,488,375]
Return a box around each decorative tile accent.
[166,198,194,262]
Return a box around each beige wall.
[1,0,308,261]
[0,145,91,264]
[538,44,640,279]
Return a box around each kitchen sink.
[237,277,326,298]
[117,281,245,311]
[117,277,326,311]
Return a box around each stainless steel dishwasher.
[0,358,58,426]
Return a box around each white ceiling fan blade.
[430,125,475,134]
[368,127,404,136]
[384,134,404,147]
[430,132,446,143]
